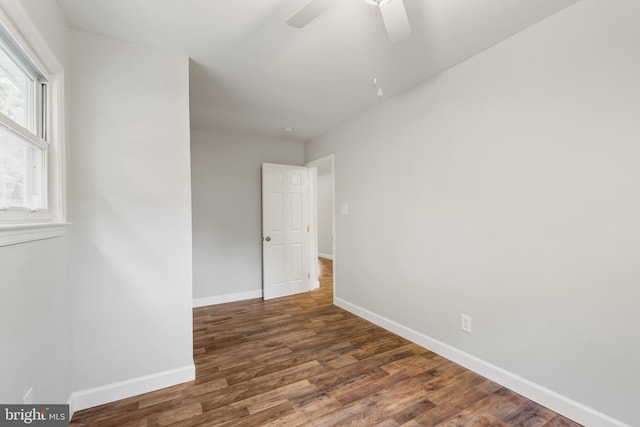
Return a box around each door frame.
[305,154,335,299]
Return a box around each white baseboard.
[311,280,320,290]
[318,253,333,260]
[334,298,630,427]
[193,290,263,308]
[68,364,195,414]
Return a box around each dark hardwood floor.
[71,258,581,426]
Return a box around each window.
[0,25,48,210]
[0,3,66,245]
[0,37,47,213]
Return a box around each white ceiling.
[56,0,579,142]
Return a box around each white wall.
[0,238,71,404]
[18,0,69,67]
[0,0,71,405]
[317,172,333,257]
[305,1,639,425]
[191,129,304,304]
[68,30,194,402]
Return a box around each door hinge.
[308,273,310,279]
[307,226,310,232]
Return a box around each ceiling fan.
[286,0,412,43]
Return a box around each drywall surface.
[18,0,69,66]
[0,0,71,406]
[305,1,639,424]
[0,238,71,404]
[69,30,193,392]
[191,129,303,301]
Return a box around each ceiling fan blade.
[286,0,332,28]
[379,0,411,42]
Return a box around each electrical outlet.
[22,387,33,404]
[461,314,472,333]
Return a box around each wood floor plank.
[146,402,202,427]
[467,415,511,427]
[542,415,585,427]
[434,389,524,427]
[70,258,583,427]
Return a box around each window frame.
[0,0,67,246]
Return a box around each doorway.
[306,154,335,300]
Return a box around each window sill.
[0,222,69,247]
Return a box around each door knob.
[265,236,271,242]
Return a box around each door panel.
[262,163,310,300]
[290,193,302,231]
[271,193,284,231]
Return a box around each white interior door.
[262,163,310,300]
